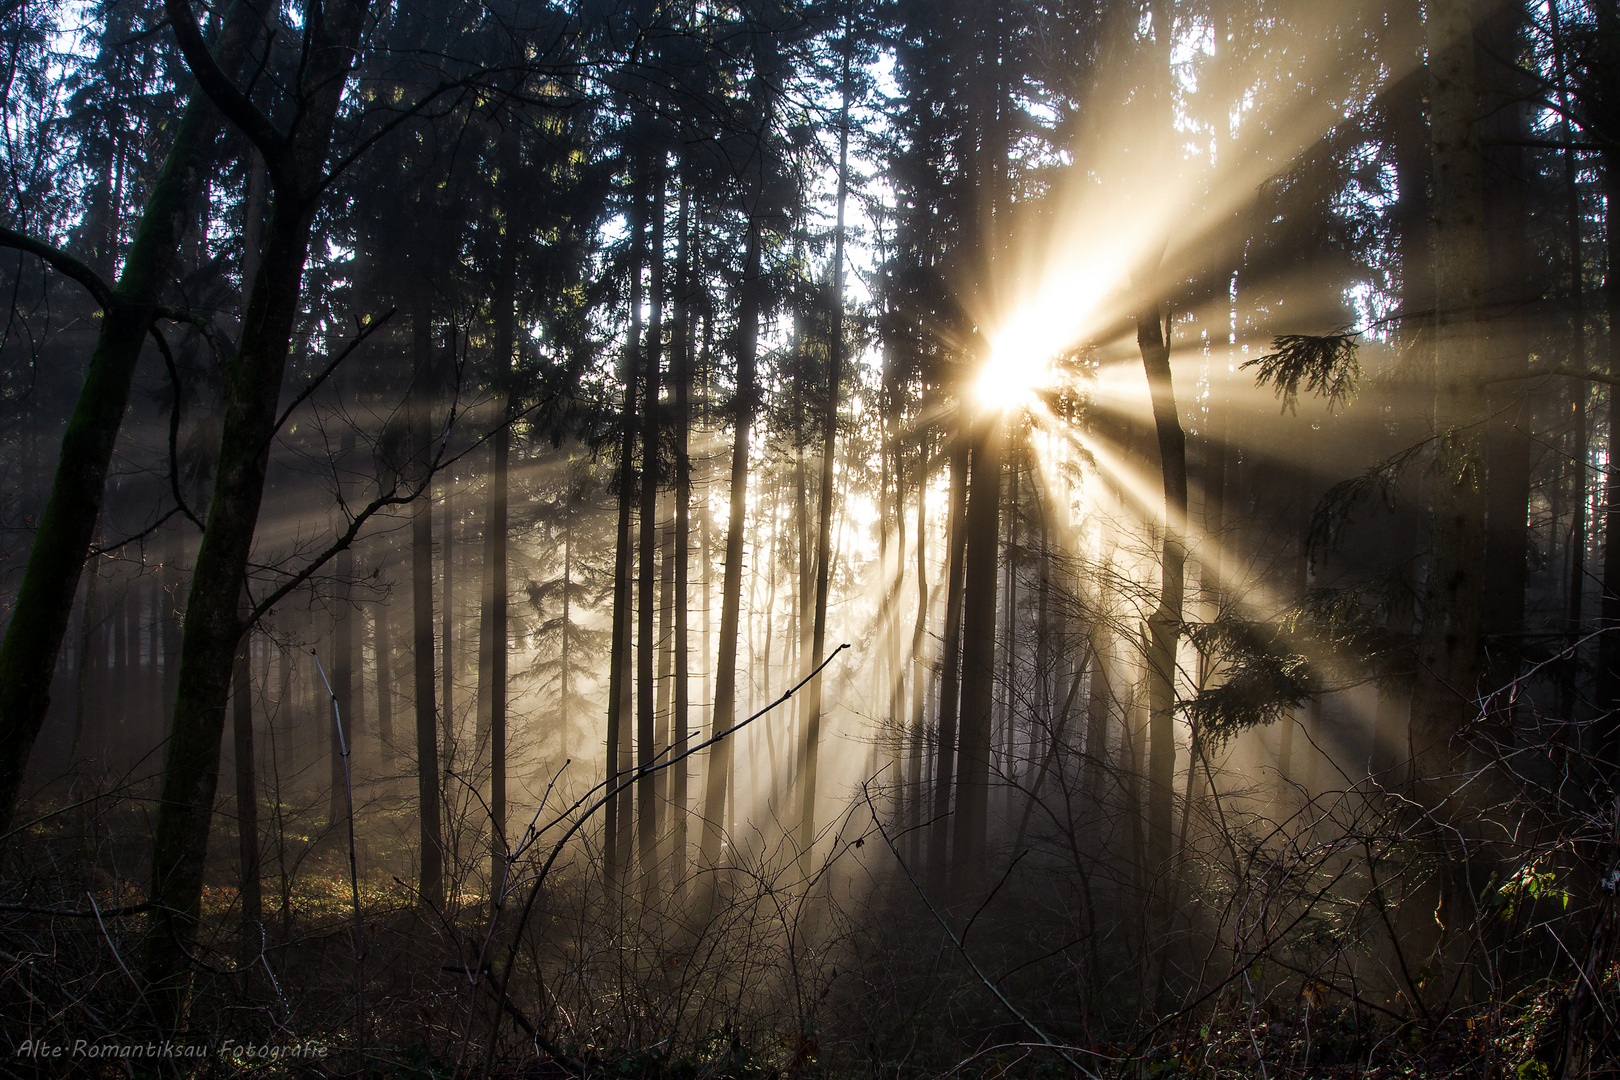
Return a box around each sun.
[973,329,1053,413]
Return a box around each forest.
[2,0,1618,1075]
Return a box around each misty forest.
[7,0,1620,1075]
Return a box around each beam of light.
[973,326,1056,414]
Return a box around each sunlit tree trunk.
[441,472,455,763]
[1478,3,1532,739]
[605,164,648,889]
[1083,625,1112,799]
[374,595,394,765]
[701,213,762,873]
[638,160,665,891]
[1596,155,1620,756]
[929,436,969,887]
[951,409,1003,889]
[1139,301,1186,893]
[411,293,444,912]
[1371,8,1429,782]
[800,34,851,870]
[1411,0,1489,787]
[480,196,517,894]
[671,161,693,888]
[331,430,354,827]
[907,450,929,860]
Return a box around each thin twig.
[486,644,852,1060]
[863,784,1097,1079]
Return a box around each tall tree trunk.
[638,161,665,891]
[162,525,183,719]
[1139,301,1186,893]
[232,624,260,957]
[1595,158,1620,753]
[481,200,517,895]
[1589,0,1620,757]
[929,435,970,887]
[441,474,455,762]
[1372,4,1430,783]
[331,432,354,827]
[71,553,103,765]
[671,159,693,887]
[605,170,646,888]
[140,0,374,1026]
[951,411,1003,890]
[561,503,573,759]
[411,295,444,912]
[1411,0,1489,788]
[1478,3,1532,737]
[700,215,763,873]
[374,596,394,765]
[908,451,929,855]
[0,2,255,837]
[800,34,852,870]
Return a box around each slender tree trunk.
[1139,301,1186,893]
[411,295,444,912]
[1411,0,1490,787]
[605,171,646,888]
[375,597,394,765]
[908,452,929,852]
[1084,627,1112,798]
[639,162,665,891]
[331,433,354,827]
[441,475,455,762]
[671,161,693,887]
[951,410,1003,890]
[1479,4,1532,739]
[162,526,183,720]
[701,215,763,873]
[929,435,969,886]
[560,504,573,759]
[233,624,260,957]
[1595,158,1620,752]
[0,2,255,837]
[1372,6,1429,783]
[71,554,102,765]
[481,201,516,894]
[800,38,852,869]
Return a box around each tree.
[0,0,256,838]
[141,0,388,1026]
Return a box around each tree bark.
[800,33,852,870]
[374,596,394,764]
[1411,0,1490,787]
[638,161,665,890]
[481,193,517,895]
[232,623,260,958]
[411,295,444,912]
[331,432,354,827]
[1138,302,1186,893]
[671,158,693,888]
[605,167,645,888]
[0,1,255,838]
[951,410,1003,890]
[700,214,763,873]
[929,435,970,887]
[1478,3,1533,735]
[140,0,374,1025]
